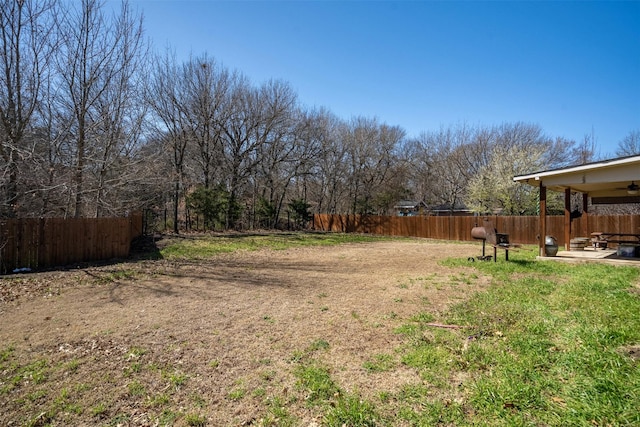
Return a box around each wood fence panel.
[45,218,57,267]
[397,217,408,236]
[408,217,418,237]
[130,213,143,239]
[418,217,426,237]
[388,216,399,235]
[495,215,538,245]
[588,215,640,235]
[343,215,355,233]
[94,219,105,260]
[397,216,408,236]
[379,215,393,236]
[75,220,86,261]
[104,218,117,259]
[389,216,398,235]
[434,216,451,240]
[453,217,476,241]
[61,218,75,267]
[321,214,333,231]
[546,217,564,246]
[311,213,639,248]
[41,218,53,267]
[364,215,380,235]
[119,217,132,255]
[0,220,15,271]
[85,219,96,261]
[106,218,117,259]
[0,213,142,274]
[14,220,27,268]
[336,214,348,232]
[400,217,415,237]
[421,217,433,238]
[412,217,421,237]
[25,219,39,268]
[410,216,423,238]
[570,217,586,242]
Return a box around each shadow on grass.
[508,259,538,268]
[129,234,163,261]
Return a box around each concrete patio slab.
[538,247,640,266]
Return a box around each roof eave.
[513,155,640,188]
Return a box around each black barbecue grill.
[470,221,512,262]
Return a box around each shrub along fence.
[312,214,640,247]
[0,213,143,274]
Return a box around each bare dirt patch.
[0,238,488,426]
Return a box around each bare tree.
[147,50,191,233]
[341,117,405,214]
[365,123,406,214]
[570,133,598,165]
[616,130,640,157]
[5,0,607,226]
[88,2,147,217]
[250,80,300,227]
[304,109,347,214]
[182,54,231,189]
[411,125,475,213]
[0,0,57,216]
[400,122,573,215]
[218,75,264,228]
[56,0,145,217]
[285,108,329,207]
[29,69,74,217]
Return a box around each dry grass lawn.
[0,237,488,426]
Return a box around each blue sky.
[131,0,639,157]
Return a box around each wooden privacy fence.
[0,213,143,274]
[312,214,640,247]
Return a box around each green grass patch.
[127,380,146,396]
[184,413,207,426]
[324,394,381,426]
[157,409,179,425]
[262,396,297,426]
[362,353,395,373]
[308,338,330,352]
[0,345,15,363]
[294,363,339,405]
[164,370,188,389]
[399,247,640,425]
[1,357,50,394]
[91,402,108,417]
[293,354,383,424]
[147,392,171,407]
[227,387,246,401]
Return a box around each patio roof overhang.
[513,155,640,201]
[513,155,640,256]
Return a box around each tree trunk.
[74,122,86,218]
[173,179,180,234]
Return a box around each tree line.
[2,0,638,229]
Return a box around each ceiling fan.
[613,181,639,195]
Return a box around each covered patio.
[514,155,640,263]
